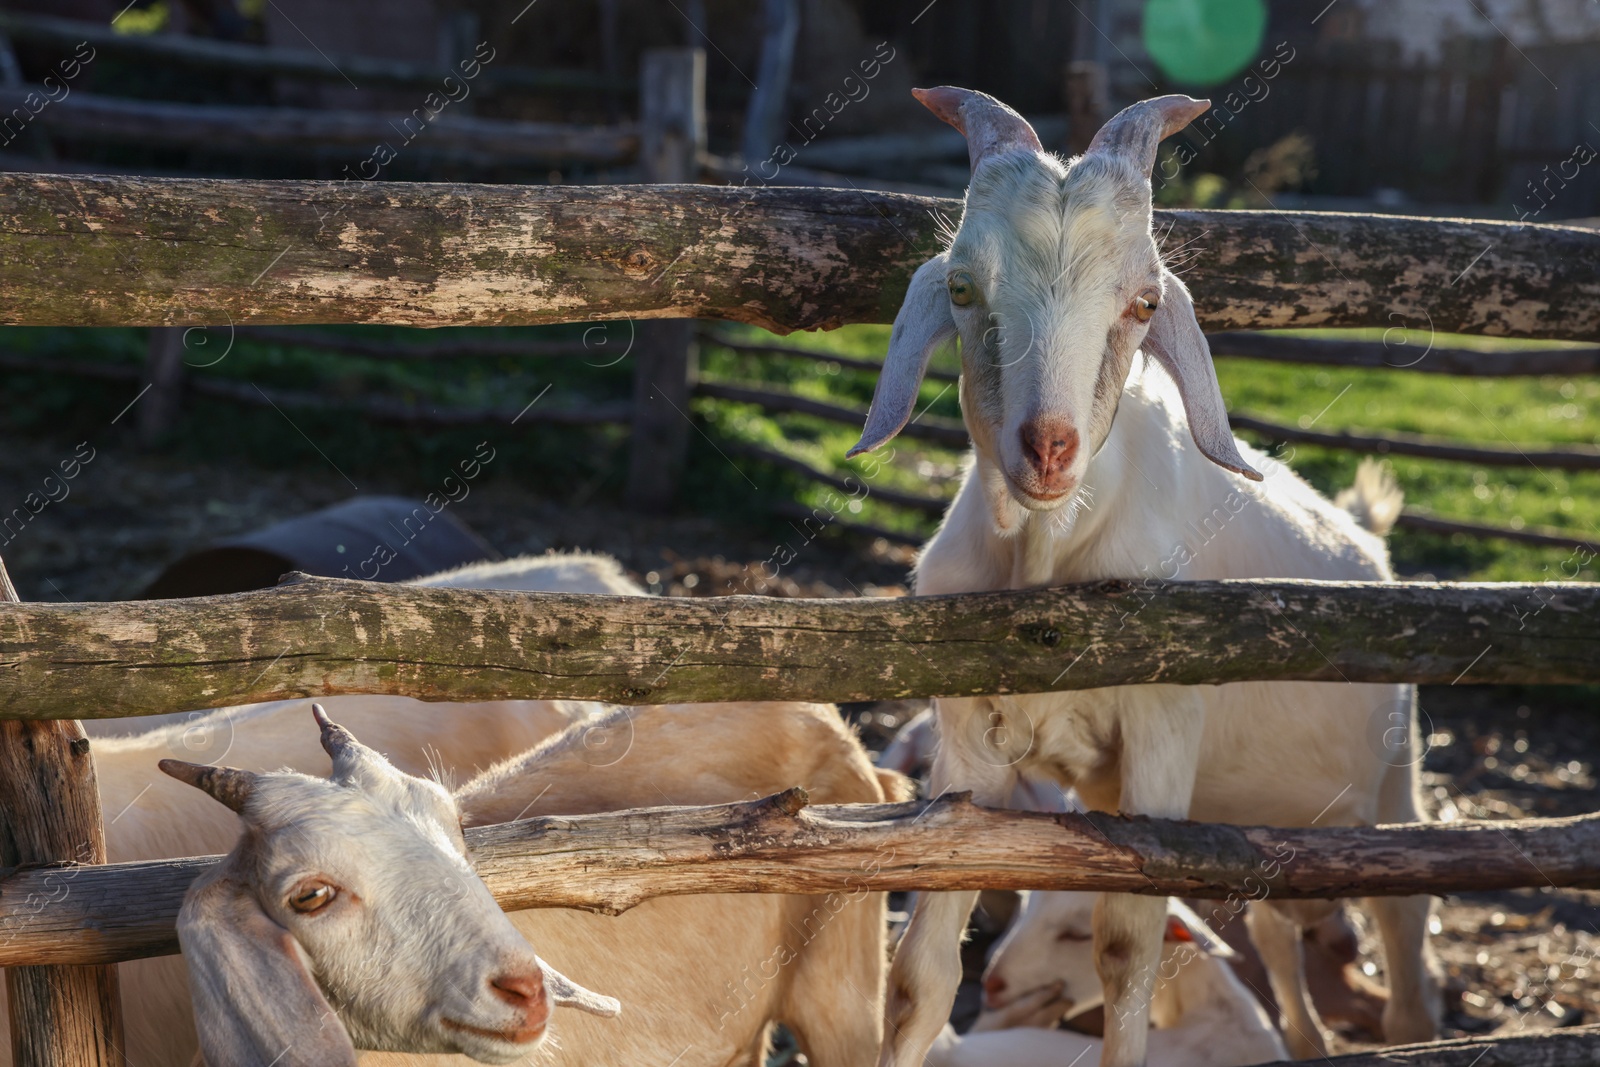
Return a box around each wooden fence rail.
[0,88,639,167]
[4,790,1598,968]
[0,10,627,94]
[1207,331,1600,377]
[0,578,1592,720]
[4,178,1599,336]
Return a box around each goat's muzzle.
[1018,417,1080,496]
[439,969,551,1046]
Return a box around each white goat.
[164,700,903,1066]
[1,695,592,1067]
[1,552,633,1065]
[928,897,1287,1067]
[850,87,1440,1067]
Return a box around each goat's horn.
[1083,95,1210,177]
[312,702,360,760]
[159,759,258,814]
[913,85,1042,173]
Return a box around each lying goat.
[167,701,902,1066]
[851,87,1440,1067]
[929,897,1286,1067]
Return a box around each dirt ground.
[3,435,1595,1054]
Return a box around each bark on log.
[4,791,1599,968]
[1208,331,1600,377]
[0,10,626,93]
[0,577,1592,719]
[1257,1026,1600,1067]
[4,88,638,166]
[0,557,125,1067]
[695,378,970,446]
[3,176,1598,337]
[1230,413,1600,470]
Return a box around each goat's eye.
[289,882,337,914]
[1056,929,1091,942]
[1132,291,1159,323]
[948,271,977,307]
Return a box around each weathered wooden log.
[3,791,1598,968]
[695,378,970,446]
[0,557,125,1066]
[0,11,627,93]
[1258,1026,1600,1067]
[2,88,637,165]
[1208,330,1600,377]
[0,577,1592,719]
[1230,412,1600,470]
[3,176,1598,337]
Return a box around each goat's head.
[161,704,619,1067]
[979,891,1231,1025]
[850,88,1261,526]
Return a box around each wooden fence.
[3,180,1600,1066]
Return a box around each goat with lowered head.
[165,698,901,1067]
[929,895,1287,1067]
[851,88,1439,1067]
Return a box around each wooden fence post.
[740,0,799,165]
[627,47,704,511]
[139,326,186,445]
[0,556,125,1067]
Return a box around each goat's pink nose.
[1019,419,1080,487]
[490,971,549,1027]
[982,972,1007,1006]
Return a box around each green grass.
[0,322,1594,582]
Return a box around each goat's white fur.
[1,553,632,1065]
[928,897,1286,1067]
[1,693,591,1066]
[184,700,901,1066]
[861,89,1440,1067]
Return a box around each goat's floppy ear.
[539,957,622,1018]
[179,864,359,1067]
[848,252,956,457]
[1141,269,1262,481]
